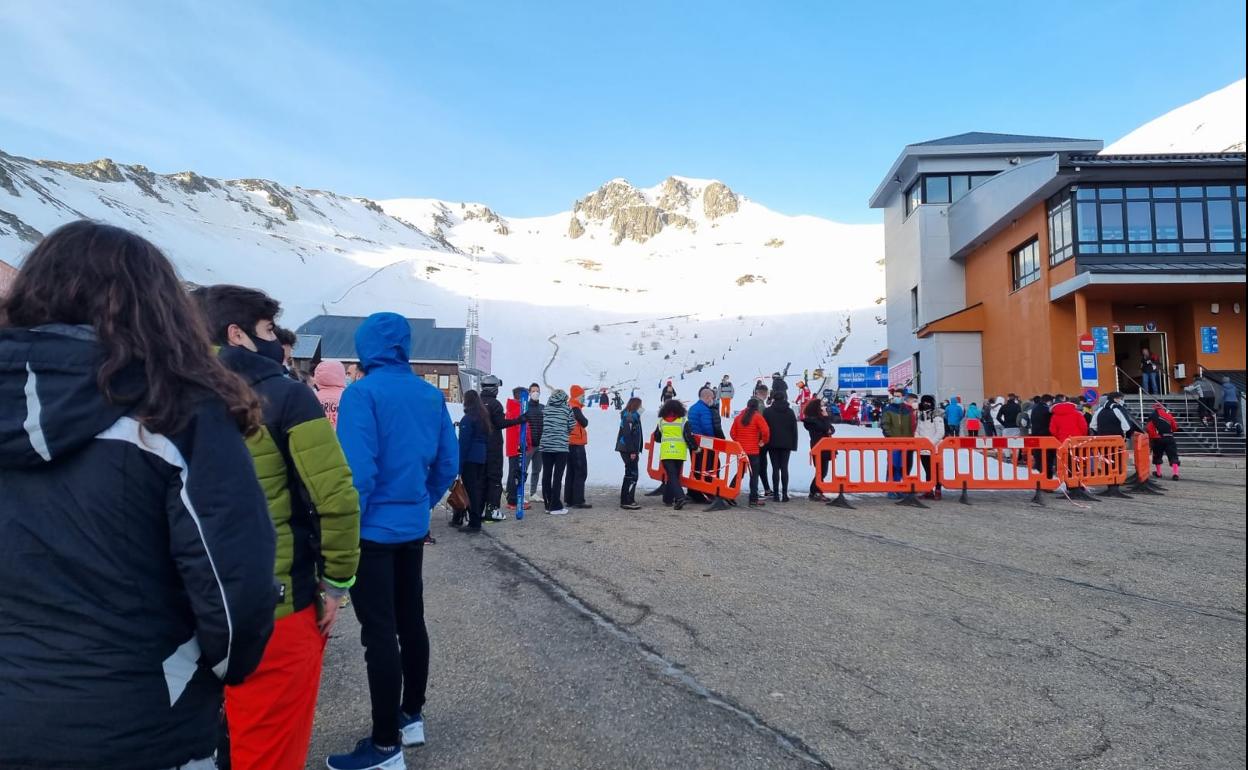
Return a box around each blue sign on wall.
[1079,352,1099,388]
[837,366,889,389]
[1201,326,1219,354]
[1091,326,1110,354]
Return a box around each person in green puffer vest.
[193,285,360,770]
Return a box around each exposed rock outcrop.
[703,181,739,220]
[611,205,664,245]
[37,158,125,183]
[573,180,647,221]
[568,216,585,239]
[0,210,43,243]
[171,171,213,194]
[656,176,694,211]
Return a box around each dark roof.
[1083,260,1245,274]
[295,315,466,362]
[913,131,1097,147]
[291,334,321,360]
[1066,152,1246,166]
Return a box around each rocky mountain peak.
[36,157,125,183]
[702,181,739,220]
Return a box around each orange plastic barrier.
[644,438,665,482]
[1058,436,1130,499]
[643,435,750,508]
[1127,432,1165,495]
[688,435,749,508]
[935,436,1062,505]
[809,437,936,508]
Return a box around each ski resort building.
[0,259,17,297]
[294,314,487,402]
[870,133,1246,402]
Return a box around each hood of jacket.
[314,360,347,391]
[1051,402,1080,419]
[569,384,585,409]
[0,325,142,470]
[355,312,410,373]
[547,389,569,408]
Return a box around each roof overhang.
[866,348,889,366]
[868,139,1102,209]
[916,303,986,338]
[1049,272,1247,302]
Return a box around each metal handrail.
[1117,366,1221,453]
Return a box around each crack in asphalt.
[482,536,838,769]
[764,509,1246,623]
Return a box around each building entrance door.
[1114,332,1168,394]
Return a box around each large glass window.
[1011,238,1041,290]
[1069,182,1246,256]
[924,175,951,204]
[1047,194,1074,265]
[905,181,922,216]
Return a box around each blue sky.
[1,0,1244,223]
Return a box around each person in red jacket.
[841,392,861,425]
[730,398,771,507]
[1146,402,1180,480]
[1048,396,1089,444]
[505,387,525,509]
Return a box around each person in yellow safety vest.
[653,398,696,510]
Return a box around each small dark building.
[294,315,473,402]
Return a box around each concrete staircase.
[1121,394,1245,457]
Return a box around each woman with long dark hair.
[763,393,798,502]
[617,396,644,509]
[803,397,835,501]
[0,221,277,770]
[457,389,492,532]
[731,397,772,507]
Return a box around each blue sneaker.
[399,712,426,748]
[326,738,405,770]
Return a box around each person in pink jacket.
[314,360,348,428]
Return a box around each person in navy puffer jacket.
[456,389,491,532]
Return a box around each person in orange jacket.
[565,385,592,509]
[730,398,771,507]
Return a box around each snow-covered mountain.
[0,151,885,395]
[1103,78,1246,154]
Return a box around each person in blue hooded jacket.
[329,312,459,770]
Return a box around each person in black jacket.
[763,394,799,502]
[616,397,644,509]
[997,394,1023,437]
[526,383,545,498]
[481,374,525,521]
[0,222,276,770]
[1029,394,1055,478]
[803,398,835,500]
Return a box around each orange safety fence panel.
[809,438,936,502]
[644,438,665,482]
[1058,436,1130,490]
[935,436,1062,503]
[687,435,749,503]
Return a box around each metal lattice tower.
[462,249,481,367]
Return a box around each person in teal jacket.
[330,312,459,770]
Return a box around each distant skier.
[612,391,623,410]
[661,380,677,402]
[599,387,610,410]
[794,380,813,415]
[718,374,735,418]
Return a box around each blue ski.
[517,390,529,519]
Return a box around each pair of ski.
[516,391,529,520]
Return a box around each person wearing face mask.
[525,383,546,499]
[882,391,917,499]
[194,285,361,770]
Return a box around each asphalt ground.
[310,466,1246,769]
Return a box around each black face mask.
[248,333,286,366]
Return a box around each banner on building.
[837,366,889,389]
[888,358,914,389]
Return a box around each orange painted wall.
[1186,297,1247,376]
[963,202,1061,396]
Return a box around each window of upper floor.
[1047,182,1247,257]
[903,172,998,216]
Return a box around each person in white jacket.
[915,395,945,500]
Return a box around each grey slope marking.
[483,535,837,769]
[541,334,559,391]
[767,510,1245,624]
